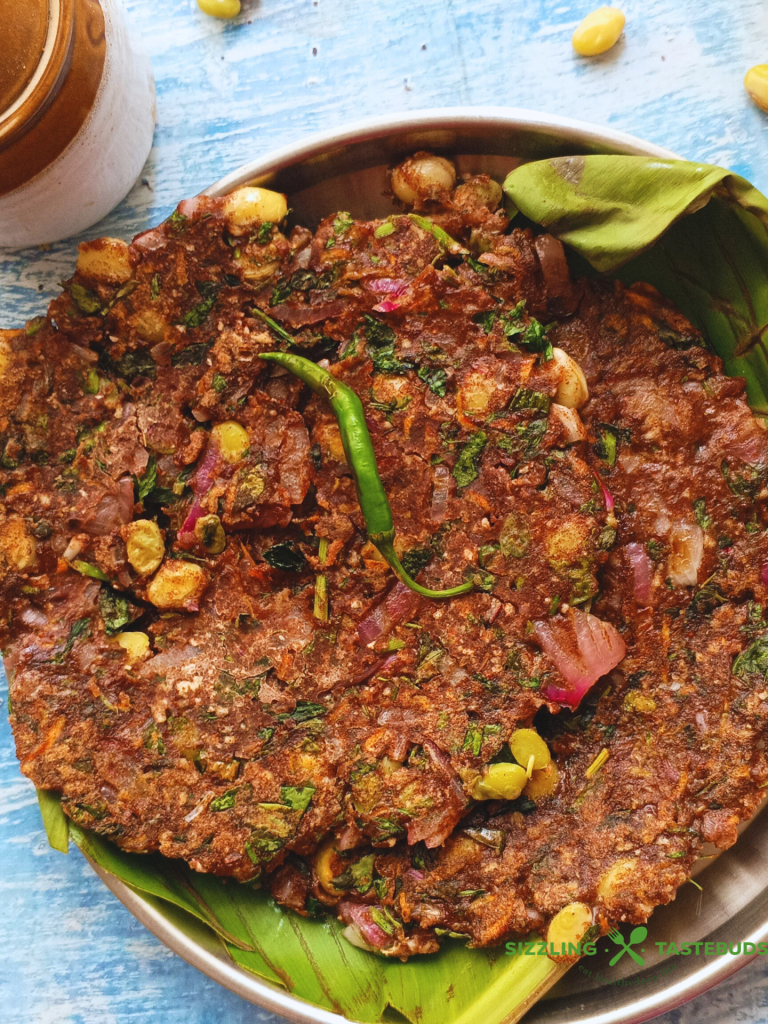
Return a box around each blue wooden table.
[4,1,768,1021]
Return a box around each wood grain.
[4,1,768,1021]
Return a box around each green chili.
[259,351,474,599]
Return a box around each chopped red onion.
[357,582,421,645]
[535,609,626,709]
[365,278,409,295]
[430,465,451,523]
[338,902,390,948]
[625,542,652,606]
[372,299,400,313]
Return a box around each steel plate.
[89,107,768,1024]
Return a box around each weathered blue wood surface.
[4,1,768,1021]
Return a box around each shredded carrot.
[21,715,65,768]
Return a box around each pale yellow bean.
[546,902,593,960]
[197,0,241,19]
[391,153,456,205]
[147,561,210,611]
[572,7,625,57]
[745,65,768,113]
[125,519,165,576]
[117,632,150,663]
[524,760,559,800]
[471,762,528,801]
[223,187,288,230]
[211,420,250,463]
[509,728,551,771]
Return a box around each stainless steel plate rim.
[89,106,763,1024]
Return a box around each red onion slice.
[625,542,653,606]
[357,582,421,645]
[535,609,626,709]
[365,278,409,295]
[338,902,390,948]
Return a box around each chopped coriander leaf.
[462,722,484,757]
[280,784,316,813]
[166,209,188,232]
[518,318,553,361]
[180,281,220,329]
[257,221,274,244]
[210,788,240,812]
[99,589,141,635]
[508,388,550,414]
[417,365,448,397]
[400,547,433,577]
[374,222,395,238]
[290,701,327,722]
[52,616,91,663]
[473,310,498,333]
[332,211,354,236]
[693,498,712,530]
[453,431,487,488]
[136,456,158,501]
[211,372,227,393]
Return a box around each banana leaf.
[32,156,768,1023]
[503,156,768,415]
[67,817,565,1024]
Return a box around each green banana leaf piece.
[37,787,69,853]
[503,156,768,414]
[66,819,564,1024]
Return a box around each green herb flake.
[72,560,110,582]
[210,788,240,812]
[257,221,274,244]
[370,907,399,935]
[82,369,100,395]
[98,589,140,636]
[211,372,227,394]
[332,211,354,237]
[400,547,433,578]
[52,616,91,663]
[417,365,448,398]
[693,498,712,530]
[280,784,316,813]
[150,274,161,300]
[70,282,103,315]
[374,222,395,238]
[181,281,220,329]
[453,431,488,489]
[137,456,158,501]
[290,700,327,723]
[166,209,188,233]
[508,388,550,415]
[733,635,768,679]
[473,310,498,334]
[407,213,468,255]
[462,722,484,757]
